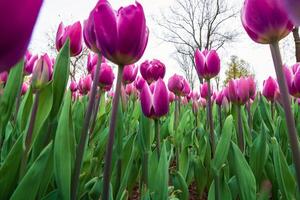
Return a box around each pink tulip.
[56,21,83,57]
[92,0,149,65]
[263,76,279,102]
[31,54,53,91]
[281,0,300,26]
[123,64,138,85]
[140,59,166,84]
[199,97,207,108]
[200,82,210,99]
[140,78,169,118]
[241,0,293,44]
[226,77,252,105]
[215,90,225,106]
[284,63,300,98]
[87,53,98,73]
[24,51,38,75]
[194,49,220,79]
[70,81,78,93]
[93,63,115,91]
[168,91,176,103]
[21,82,29,96]
[78,75,92,95]
[0,0,43,72]
[168,74,190,97]
[0,71,8,85]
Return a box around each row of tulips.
[1,0,300,199]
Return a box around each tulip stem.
[14,75,24,123]
[71,54,102,200]
[218,106,222,133]
[246,102,252,133]
[207,79,215,155]
[90,89,102,137]
[19,91,40,179]
[174,97,180,170]
[270,42,300,189]
[271,102,275,120]
[237,105,244,152]
[102,65,124,200]
[155,119,161,158]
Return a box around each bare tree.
[155,0,239,86]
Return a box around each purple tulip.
[123,64,138,84]
[87,53,98,73]
[78,75,92,95]
[140,78,169,118]
[93,62,115,91]
[194,49,220,79]
[24,51,38,75]
[21,82,29,96]
[134,76,146,91]
[199,97,207,108]
[200,82,210,99]
[0,0,43,72]
[192,100,199,114]
[0,71,8,85]
[31,54,53,91]
[281,0,300,26]
[215,90,225,106]
[263,76,279,102]
[56,21,83,57]
[168,74,190,96]
[168,91,176,103]
[70,81,78,93]
[83,6,99,53]
[247,76,256,100]
[93,0,149,66]
[241,0,293,44]
[140,59,166,84]
[226,77,251,105]
[284,63,300,98]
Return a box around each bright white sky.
[29,0,297,90]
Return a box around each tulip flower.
[226,77,251,105]
[123,64,138,85]
[194,49,220,79]
[78,75,92,95]
[31,54,53,91]
[21,82,29,96]
[263,76,279,102]
[247,76,256,100]
[135,76,146,91]
[0,0,43,72]
[87,53,98,73]
[0,71,8,85]
[140,59,166,84]
[92,63,115,92]
[284,63,300,98]
[281,0,300,26]
[168,74,190,97]
[215,90,225,107]
[93,1,149,66]
[241,0,293,44]
[168,91,176,103]
[200,83,210,99]
[199,97,207,108]
[56,21,83,57]
[70,81,78,93]
[140,78,169,118]
[24,51,38,75]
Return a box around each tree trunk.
[293,27,300,62]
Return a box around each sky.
[29,0,297,90]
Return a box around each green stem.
[102,66,124,200]
[270,42,300,189]
[155,119,161,158]
[14,75,25,123]
[174,97,180,170]
[71,54,102,200]
[90,89,102,137]
[218,106,222,133]
[237,105,244,152]
[207,79,215,155]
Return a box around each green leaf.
[271,138,296,199]
[17,87,33,132]
[171,171,189,200]
[10,142,53,200]
[50,39,70,119]
[229,142,256,200]
[0,60,23,133]
[208,175,232,200]
[212,115,233,172]
[54,91,74,200]
[0,134,23,199]
[259,97,274,134]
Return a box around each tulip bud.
[263,76,279,102]
[31,54,53,91]
[200,83,210,99]
[168,91,176,103]
[140,59,166,84]
[70,81,78,93]
[56,21,83,57]
[241,0,293,44]
[194,49,220,79]
[168,74,190,97]
[226,77,251,105]
[134,76,146,91]
[78,75,92,95]
[21,82,29,96]
[87,53,98,73]
[0,0,43,72]
[24,51,38,75]
[284,63,300,98]
[140,78,169,118]
[93,1,149,66]
[199,98,207,108]
[93,63,115,91]
[123,64,138,85]
[192,100,199,114]
[216,90,224,106]
[247,76,256,100]
[0,71,8,85]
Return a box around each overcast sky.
[29,0,297,90]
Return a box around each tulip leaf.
[17,87,33,132]
[0,60,23,134]
[50,39,70,119]
[171,171,189,200]
[229,142,256,200]
[10,142,53,200]
[212,115,233,172]
[54,91,74,200]
[259,96,274,134]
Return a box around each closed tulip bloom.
[194,49,220,79]
[123,64,138,84]
[199,97,207,108]
[87,53,98,73]
[281,0,300,26]
[247,76,256,100]
[182,97,189,105]
[21,82,29,96]
[140,78,169,118]
[216,90,225,106]
[24,51,38,75]
[200,83,210,99]
[31,54,53,91]
[0,71,8,85]
[70,81,78,93]
[226,77,251,105]
[169,91,176,103]
[0,0,43,72]
[134,76,146,91]
[284,63,300,97]
[241,0,293,44]
[93,1,149,66]
[168,74,190,96]
[78,75,92,95]
[140,59,166,83]
[83,8,99,53]
[192,100,199,114]
[263,76,279,101]
[107,90,115,98]
[56,21,83,57]
[93,63,115,91]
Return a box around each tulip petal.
[153,79,169,117]
[140,82,153,117]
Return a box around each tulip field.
[1,0,300,199]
